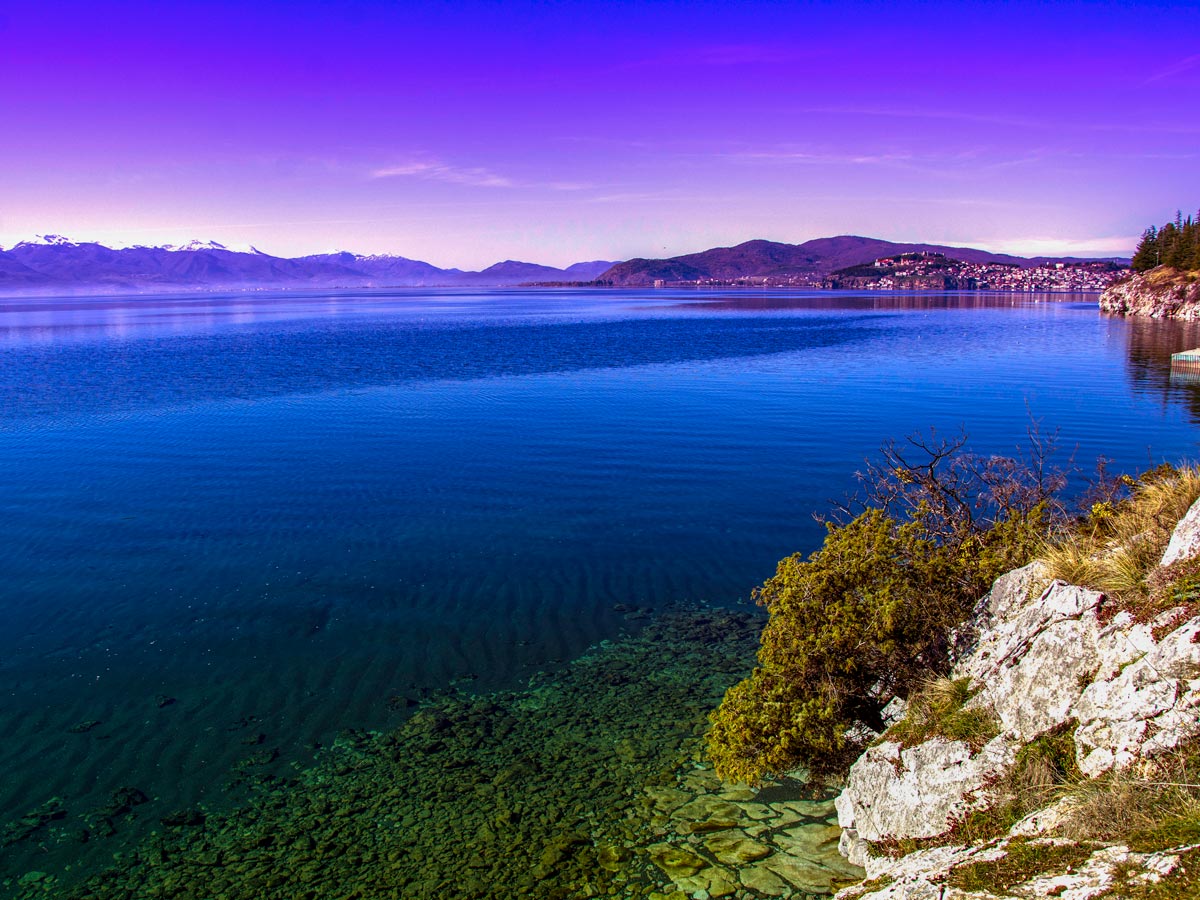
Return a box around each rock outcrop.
[1099,267,1200,319]
[832,497,1200,899]
[834,735,1015,864]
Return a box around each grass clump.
[1059,740,1200,852]
[1143,554,1200,632]
[945,838,1095,893]
[884,677,999,751]
[1017,725,1083,786]
[1050,740,1200,900]
[955,724,1084,844]
[952,724,1084,841]
[1042,463,1200,620]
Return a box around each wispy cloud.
[728,150,913,166]
[788,104,1200,136]
[588,191,672,204]
[1144,53,1200,85]
[967,235,1140,257]
[372,160,513,188]
[371,160,594,192]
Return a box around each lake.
[2,287,1199,890]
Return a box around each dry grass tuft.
[1042,464,1200,619]
[1057,742,1200,851]
[883,677,999,752]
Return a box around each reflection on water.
[1115,313,1200,426]
[648,289,1101,314]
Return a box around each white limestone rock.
[835,736,1016,845]
[1011,843,1128,900]
[950,561,1046,664]
[838,825,869,870]
[1091,611,1157,682]
[955,580,1102,690]
[1161,495,1200,566]
[1072,615,1200,776]
[880,696,908,728]
[971,561,1049,632]
[1007,795,1077,837]
[834,840,1193,900]
[840,843,986,896]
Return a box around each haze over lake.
[2,287,1199,882]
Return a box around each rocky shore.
[828,497,1200,900]
[1100,267,1200,319]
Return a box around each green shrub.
[707,431,1061,783]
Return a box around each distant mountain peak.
[358,252,412,261]
[161,239,269,255]
[162,239,229,252]
[14,234,79,248]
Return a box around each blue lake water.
[2,287,1200,880]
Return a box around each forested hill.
[596,235,1127,286]
[1132,210,1200,272]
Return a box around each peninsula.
[1100,211,1200,318]
[593,237,1126,291]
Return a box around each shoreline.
[0,285,1110,301]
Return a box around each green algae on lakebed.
[11,606,783,900]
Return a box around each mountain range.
[0,234,1128,295]
[0,236,616,294]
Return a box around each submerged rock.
[52,607,770,900]
[703,831,772,865]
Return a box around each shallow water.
[1,287,1200,886]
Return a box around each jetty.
[1170,348,1200,382]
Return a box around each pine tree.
[1132,210,1200,273]
[1132,226,1159,272]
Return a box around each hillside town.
[821,251,1126,291]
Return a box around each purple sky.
[2,0,1197,267]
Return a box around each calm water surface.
[2,287,1200,878]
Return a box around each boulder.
[835,736,1016,845]
[1072,614,1200,776]
[955,580,1101,692]
[966,598,1101,741]
[1161,495,1200,566]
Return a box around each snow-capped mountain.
[0,237,620,294]
[161,239,269,254]
[12,234,81,249]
